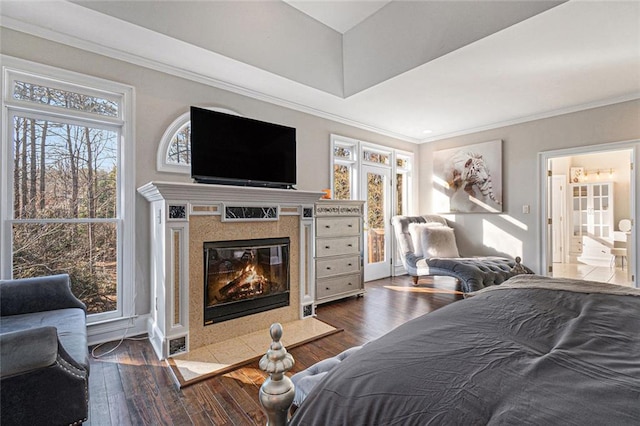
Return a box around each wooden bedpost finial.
[259,323,295,426]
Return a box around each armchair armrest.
[0,327,58,378]
[0,274,86,316]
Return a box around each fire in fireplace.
[203,237,290,324]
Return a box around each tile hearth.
[167,318,339,387]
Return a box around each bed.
[286,275,640,425]
[392,215,533,292]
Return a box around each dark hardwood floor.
[86,275,463,425]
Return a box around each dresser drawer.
[316,217,360,238]
[570,238,583,253]
[316,255,360,279]
[316,274,362,299]
[316,236,360,257]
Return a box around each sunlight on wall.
[483,219,523,257]
[498,214,528,231]
[469,196,500,213]
[432,175,450,212]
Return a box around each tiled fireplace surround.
[138,182,324,359]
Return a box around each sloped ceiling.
[2,0,639,143]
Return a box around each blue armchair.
[0,274,89,425]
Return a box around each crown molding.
[0,7,419,144]
[420,92,640,144]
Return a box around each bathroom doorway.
[541,143,636,287]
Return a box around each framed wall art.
[570,167,584,183]
[433,140,503,213]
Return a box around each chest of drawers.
[315,200,365,304]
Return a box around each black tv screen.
[190,107,296,188]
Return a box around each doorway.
[361,164,392,281]
[551,175,566,263]
[542,144,636,287]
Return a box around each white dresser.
[314,200,365,304]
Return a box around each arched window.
[157,107,241,173]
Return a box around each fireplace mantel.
[138,181,323,359]
[138,181,324,205]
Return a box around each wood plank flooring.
[86,275,462,425]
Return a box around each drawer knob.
[347,244,353,247]
[348,282,352,286]
[348,224,353,227]
[347,263,352,266]
[325,225,331,228]
[326,266,331,270]
[325,245,330,249]
[325,287,330,290]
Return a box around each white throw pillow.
[408,222,445,258]
[419,226,460,258]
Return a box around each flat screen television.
[190,106,296,189]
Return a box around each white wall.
[0,27,417,316]
[565,150,632,226]
[419,100,640,274]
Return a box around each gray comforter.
[290,275,640,425]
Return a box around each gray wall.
[419,100,640,273]
[3,26,638,314]
[1,28,416,316]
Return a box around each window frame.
[330,135,414,277]
[330,135,414,213]
[1,56,136,325]
[157,107,241,174]
[395,151,414,217]
[330,134,359,200]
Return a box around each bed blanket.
[290,276,640,425]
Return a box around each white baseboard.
[87,314,150,346]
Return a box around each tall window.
[330,135,414,279]
[396,154,412,216]
[1,59,134,323]
[331,136,358,200]
[330,134,413,213]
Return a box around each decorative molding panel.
[222,205,279,221]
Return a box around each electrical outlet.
[522,205,530,214]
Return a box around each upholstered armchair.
[0,274,89,425]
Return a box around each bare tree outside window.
[167,123,191,165]
[396,173,404,215]
[367,172,385,263]
[333,164,351,200]
[11,82,119,314]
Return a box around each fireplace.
[138,181,323,358]
[203,237,290,325]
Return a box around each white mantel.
[138,181,324,359]
[138,181,324,205]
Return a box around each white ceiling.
[1,0,638,143]
[283,0,391,33]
